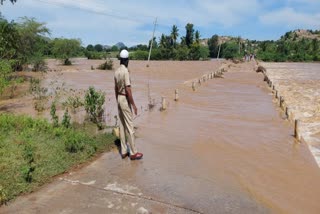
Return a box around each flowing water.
[262,62,320,166]
[1,59,320,213]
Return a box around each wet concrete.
[1,60,320,213]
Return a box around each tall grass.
[0,114,115,205]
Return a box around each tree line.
[256,31,320,62]
[0,15,83,94]
[130,23,210,61]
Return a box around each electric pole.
[217,43,221,59]
[147,17,157,65]
[147,17,157,107]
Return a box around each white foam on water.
[309,145,320,166]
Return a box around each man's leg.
[119,97,138,155]
[118,105,128,155]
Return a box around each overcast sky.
[1,0,320,46]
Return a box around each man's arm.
[125,86,137,115]
[114,78,118,101]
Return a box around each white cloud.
[19,0,265,45]
[3,0,319,45]
[194,0,260,26]
[36,0,107,13]
[33,0,262,28]
[287,0,319,4]
[259,7,320,29]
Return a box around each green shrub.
[50,102,59,127]
[61,109,71,128]
[65,132,85,153]
[62,95,84,113]
[151,49,164,60]
[175,47,189,60]
[31,55,47,72]
[21,141,36,183]
[0,60,12,94]
[64,58,72,66]
[29,78,48,100]
[0,185,7,205]
[84,86,105,130]
[85,51,105,60]
[29,77,48,112]
[221,42,239,59]
[97,58,113,70]
[199,46,210,60]
[131,50,149,60]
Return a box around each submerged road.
[2,61,320,214]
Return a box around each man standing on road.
[114,49,143,160]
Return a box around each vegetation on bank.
[256,30,320,62]
[0,113,116,205]
[0,66,116,205]
[130,23,210,61]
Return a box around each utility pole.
[147,17,157,107]
[238,36,241,55]
[147,17,157,65]
[217,43,221,59]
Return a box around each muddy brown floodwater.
[262,62,320,166]
[1,59,320,213]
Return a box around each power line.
[33,0,156,24]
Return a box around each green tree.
[237,36,241,54]
[189,43,201,60]
[94,44,103,52]
[134,44,148,51]
[86,44,94,51]
[180,36,186,47]
[0,17,19,59]
[208,35,219,58]
[221,41,239,59]
[15,17,50,70]
[312,38,319,53]
[175,46,189,60]
[111,45,118,52]
[148,36,158,49]
[52,38,81,65]
[195,30,200,44]
[159,34,172,49]
[186,23,194,47]
[1,0,16,4]
[199,46,209,60]
[185,23,194,47]
[170,25,179,48]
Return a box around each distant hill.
[103,42,127,50]
[201,29,320,47]
[200,36,246,46]
[115,42,126,49]
[281,29,320,41]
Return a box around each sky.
[0,0,320,47]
